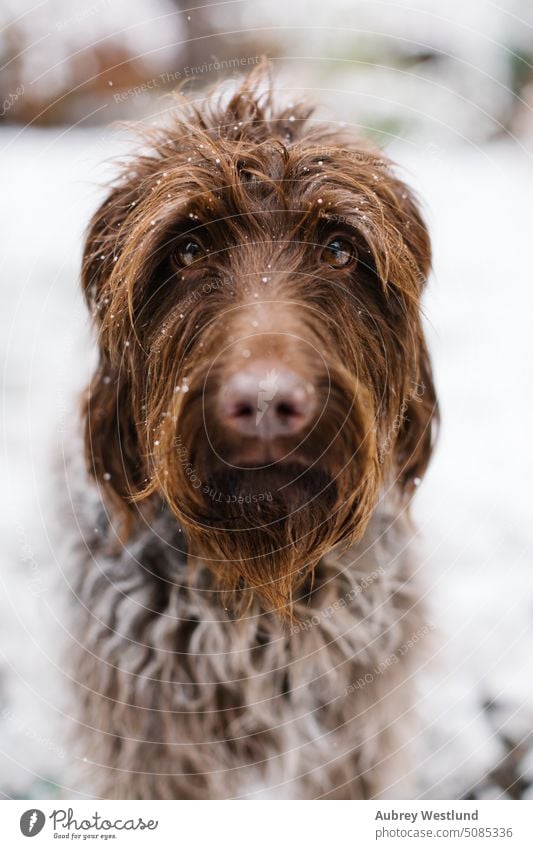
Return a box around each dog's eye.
[321,239,355,269]
[175,240,205,267]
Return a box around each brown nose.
[218,365,316,440]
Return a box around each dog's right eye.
[175,240,206,267]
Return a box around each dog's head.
[82,66,437,616]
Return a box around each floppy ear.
[384,178,438,493]
[379,167,433,294]
[357,158,438,493]
[81,186,146,532]
[395,336,439,493]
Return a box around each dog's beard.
[183,464,343,616]
[148,376,382,618]
[164,456,379,618]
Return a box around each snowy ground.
[0,124,532,799]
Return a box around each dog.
[68,64,438,799]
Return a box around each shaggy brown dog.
[69,65,438,799]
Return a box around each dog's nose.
[218,366,316,439]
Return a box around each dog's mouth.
[222,443,311,467]
[201,461,337,518]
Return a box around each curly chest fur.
[70,502,427,800]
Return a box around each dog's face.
[82,71,437,615]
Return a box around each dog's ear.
[81,177,142,306]
[395,336,439,493]
[81,185,145,533]
[379,175,438,492]
[380,172,432,293]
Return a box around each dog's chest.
[156,546,415,798]
[77,504,421,799]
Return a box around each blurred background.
[1,0,532,799]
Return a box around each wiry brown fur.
[69,64,438,798]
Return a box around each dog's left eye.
[175,239,206,267]
[321,239,355,269]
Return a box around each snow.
[0,123,532,798]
